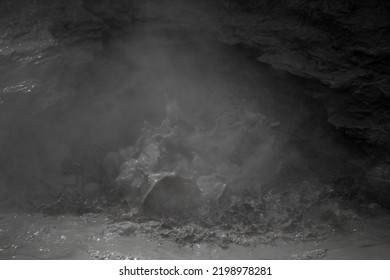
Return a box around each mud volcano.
[1,0,390,260]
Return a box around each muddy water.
[1,213,390,260]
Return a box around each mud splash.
[1,211,390,260]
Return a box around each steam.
[0,0,341,211]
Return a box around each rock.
[136,139,160,170]
[141,173,202,217]
[196,174,227,204]
[216,0,390,153]
[115,165,149,210]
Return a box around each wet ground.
[1,211,390,260]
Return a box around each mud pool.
[1,212,390,260]
[1,0,390,260]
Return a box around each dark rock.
[213,0,390,154]
[141,173,202,217]
[196,174,227,204]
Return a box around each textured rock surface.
[213,0,390,154]
[1,0,390,207]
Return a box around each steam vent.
[1,0,390,260]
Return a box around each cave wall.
[216,0,390,154]
[1,0,390,208]
[212,0,390,204]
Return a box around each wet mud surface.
[1,209,390,260]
